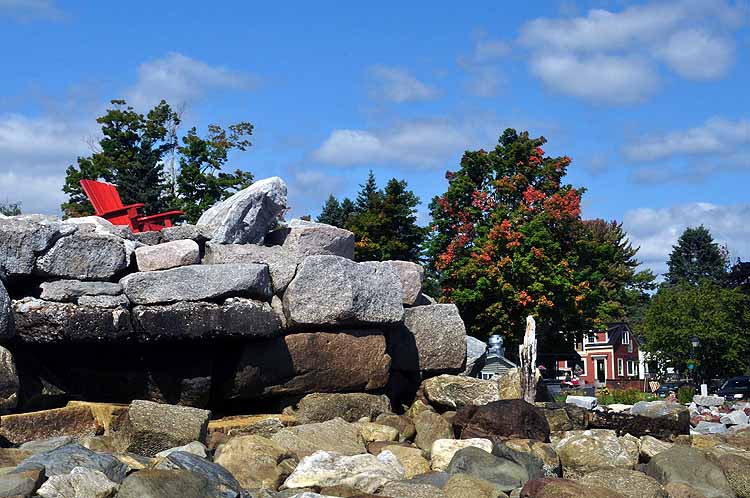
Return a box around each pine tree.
[665,226,727,286]
[317,195,342,226]
[355,170,379,212]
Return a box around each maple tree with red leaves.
[428,129,654,345]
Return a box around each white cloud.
[529,53,658,104]
[314,120,481,168]
[624,202,750,276]
[368,65,438,103]
[0,172,66,214]
[0,0,63,21]
[127,52,256,110]
[285,169,344,219]
[518,0,743,103]
[624,117,750,161]
[458,38,508,98]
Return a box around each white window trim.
[618,358,624,377]
[627,360,636,376]
[622,330,630,345]
[592,355,608,380]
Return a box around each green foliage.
[665,226,728,286]
[0,201,21,216]
[677,386,695,404]
[640,280,750,380]
[175,123,255,223]
[427,129,652,342]
[317,173,425,262]
[61,99,255,222]
[596,388,656,405]
[62,99,181,217]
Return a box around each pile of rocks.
[0,177,466,413]
[690,396,750,436]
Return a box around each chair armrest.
[137,210,185,222]
[99,203,145,217]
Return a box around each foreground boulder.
[135,239,199,271]
[579,469,668,498]
[223,330,391,400]
[551,430,638,477]
[271,418,366,458]
[422,375,500,409]
[121,263,272,305]
[154,451,245,498]
[589,408,689,439]
[0,279,10,339]
[644,446,735,498]
[282,256,403,327]
[118,400,211,457]
[521,477,628,498]
[454,399,551,442]
[384,260,424,305]
[39,280,122,302]
[37,466,119,498]
[446,445,544,493]
[214,435,294,490]
[431,438,493,471]
[0,216,72,277]
[197,176,288,244]
[116,469,214,498]
[283,450,404,494]
[15,443,128,483]
[388,304,467,374]
[0,404,105,445]
[0,346,17,413]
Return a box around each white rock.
[693,395,724,407]
[135,239,199,271]
[281,219,355,260]
[430,438,493,471]
[283,450,404,494]
[37,466,118,498]
[639,435,672,460]
[606,404,633,413]
[720,410,749,426]
[693,421,727,435]
[566,396,598,410]
[155,441,208,458]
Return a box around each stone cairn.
[0,177,747,498]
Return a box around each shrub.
[597,388,657,405]
[677,386,695,404]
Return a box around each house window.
[627,360,637,376]
[622,330,630,345]
[618,358,624,377]
[586,333,596,343]
[481,372,494,380]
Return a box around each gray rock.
[286,393,391,424]
[20,436,77,454]
[155,441,208,459]
[644,446,734,498]
[0,279,11,340]
[135,239,200,271]
[388,304,467,374]
[115,469,215,498]
[39,280,123,302]
[383,260,424,305]
[35,233,129,281]
[378,480,448,498]
[413,410,453,452]
[283,256,403,327]
[76,294,130,308]
[37,466,119,498]
[0,468,45,498]
[551,430,638,476]
[693,421,727,435]
[283,450,404,494]
[463,336,488,376]
[61,216,133,239]
[120,263,272,305]
[422,375,500,410]
[203,242,298,294]
[446,445,544,493]
[631,401,688,421]
[271,418,366,458]
[131,298,282,340]
[579,469,668,498]
[160,224,216,243]
[0,217,72,277]
[198,176,288,244]
[566,396,598,410]
[154,451,244,498]
[0,346,19,413]
[693,395,725,407]
[15,443,128,483]
[119,400,211,457]
[213,435,293,490]
[133,231,163,245]
[12,298,132,343]
[280,219,355,260]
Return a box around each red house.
[556,323,648,388]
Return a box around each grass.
[596,388,658,405]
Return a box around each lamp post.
[690,336,700,388]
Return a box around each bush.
[597,388,657,405]
[677,386,695,404]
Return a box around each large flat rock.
[39,279,123,302]
[0,217,72,277]
[203,242,297,294]
[35,232,130,281]
[283,255,404,327]
[197,176,288,244]
[279,218,355,259]
[120,263,272,305]
[222,330,391,400]
[388,304,467,374]
[131,298,283,340]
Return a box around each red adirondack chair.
[79,179,184,233]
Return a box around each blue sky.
[1,0,749,274]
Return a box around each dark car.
[655,382,684,398]
[717,376,750,401]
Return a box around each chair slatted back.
[79,179,124,215]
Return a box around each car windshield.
[722,378,750,389]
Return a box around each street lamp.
[690,336,700,349]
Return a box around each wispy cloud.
[458,37,509,97]
[0,0,64,21]
[367,65,438,103]
[127,52,258,110]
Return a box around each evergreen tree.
[665,226,727,286]
[355,170,379,212]
[175,123,254,223]
[0,201,21,216]
[317,195,342,226]
[340,198,356,225]
[62,99,181,217]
